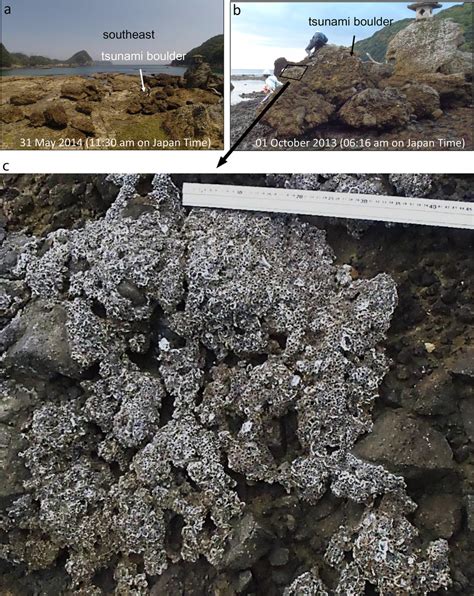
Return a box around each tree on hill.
[172,35,224,70]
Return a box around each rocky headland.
[0,59,224,150]
[231,18,473,151]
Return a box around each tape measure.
[183,183,474,230]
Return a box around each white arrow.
[139,69,146,92]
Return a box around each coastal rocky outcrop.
[2,174,472,594]
[232,17,472,149]
[1,59,224,150]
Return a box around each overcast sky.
[3,0,223,59]
[232,1,462,69]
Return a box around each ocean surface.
[231,69,263,105]
[0,64,187,78]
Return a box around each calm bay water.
[0,64,187,78]
[231,69,263,105]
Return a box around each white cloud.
[231,30,306,70]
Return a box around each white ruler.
[183,183,474,230]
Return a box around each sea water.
[231,69,264,105]
[0,64,187,78]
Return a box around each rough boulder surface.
[0,175,459,594]
[386,18,473,77]
[339,87,413,129]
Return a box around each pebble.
[269,547,290,567]
[235,570,252,593]
[159,338,171,352]
[465,495,474,533]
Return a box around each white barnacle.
[291,375,301,387]
[159,338,171,352]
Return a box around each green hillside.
[27,55,58,66]
[172,34,224,70]
[10,52,31,66]
[66,50,93,66]
[354,2,472,62]
[0,46,93,68]
[441,2,473,50]
[0,43,13,67]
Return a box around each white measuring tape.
[183,183,474,230]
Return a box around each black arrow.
[217,81,291,168]
[350,35,356,56]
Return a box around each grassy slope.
[354,2,473,61]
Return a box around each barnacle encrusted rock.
[324,494,452,595]
[0,175,452,593]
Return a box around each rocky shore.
[0,174,473,595]
[231,18,473,151]
[0,59,224,150]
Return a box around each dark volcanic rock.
[285,46,374,108]
[43,104,68,129]
[60,81,87,101]
[126,99,142,115]
[460,400,474,443]
[70,115,95,136]
[28,110,46,127]
[231,99,273,148]
[448,347,474,379]
[147,74,182,88]
[466,495,474,533]
[10,93,40,106]
[2,300,82,379]
[0,423,27,497]
[220,513,273,570]
[0,174,121,235]
[362,61,395,85]
[75,100,93,115]
[405,368,456,416]
[162,104,223,147]
[262,89,335,136]
[353,409,454,478]
[414,493,461,539]
[339,87,413,129]
[0,105,25,124]
[402,83,441,119]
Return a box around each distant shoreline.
[0,64,188,78]
[231,74,261,81]
[1,62,176,71]
[2,63,94,70]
